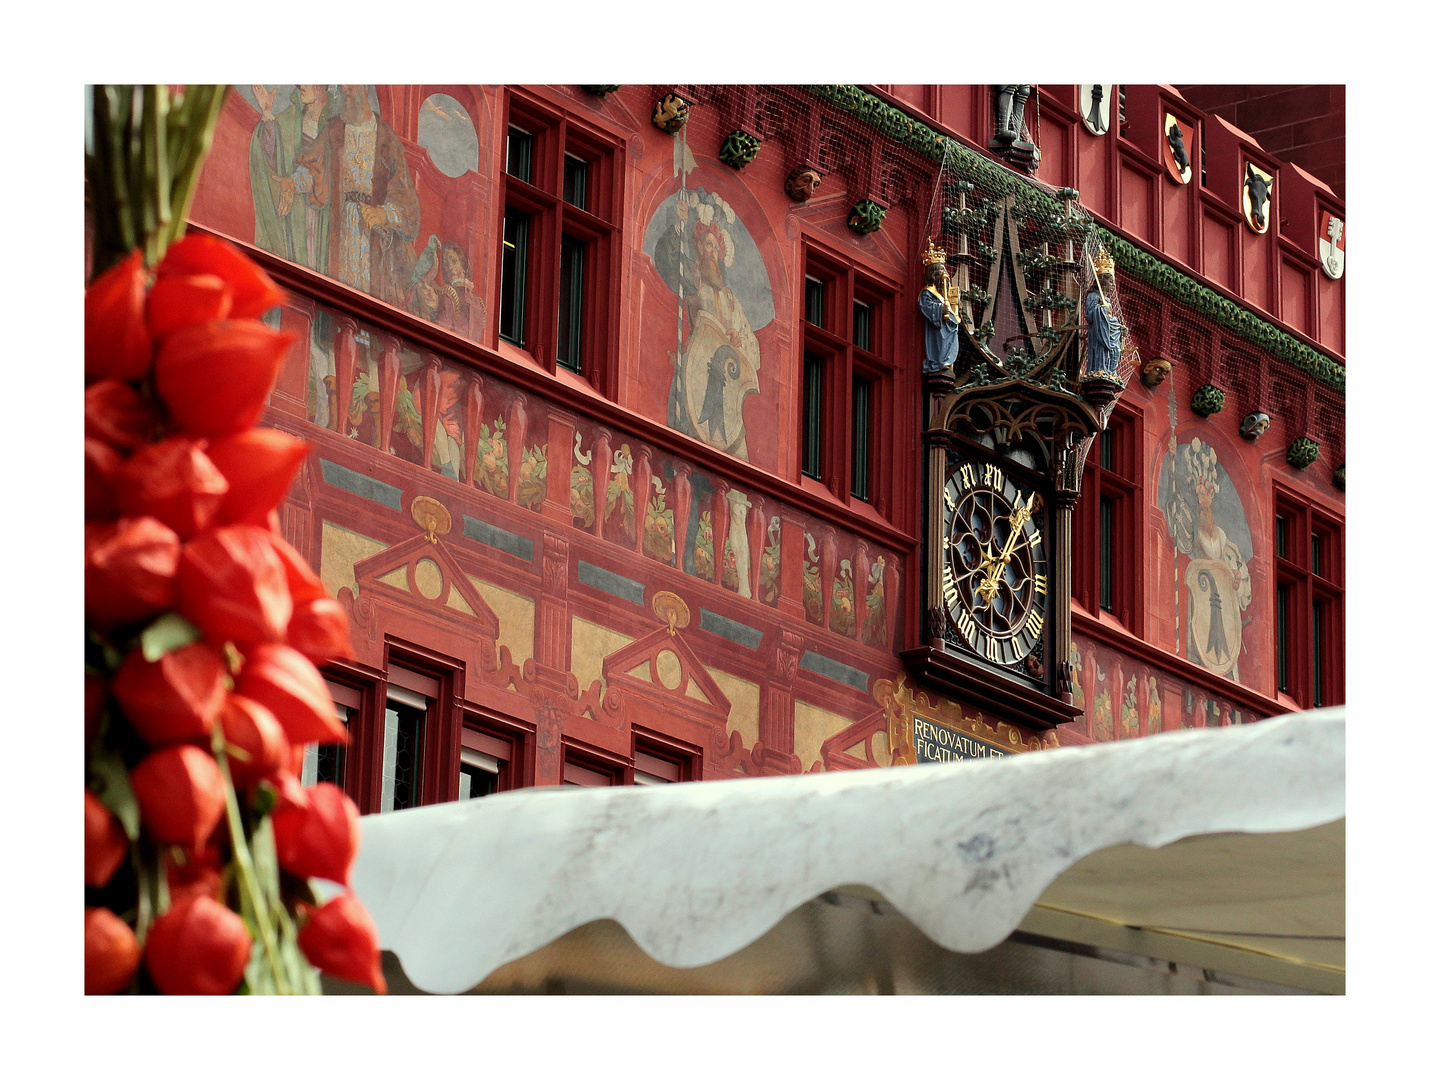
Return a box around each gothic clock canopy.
[905,194,1125,731]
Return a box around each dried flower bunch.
[85,85,383,995]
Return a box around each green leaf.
[88,739,141,840]
[140,612,202,662]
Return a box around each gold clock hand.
[981,501,1034,600]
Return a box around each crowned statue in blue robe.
[1083,251,1123,378]
[919,243,961,374]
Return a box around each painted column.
[884,555,902,651]
[757,628,803,774]
[727,490,752,598]
[673,463,692,571]
[746,496,767,600]
[505,394,529,505]
[711,480,731,588]
[418,352,441,473]
[776,510,807,619]
[542,408,576,525]
[591,427,613,537]
[633,447,653,558]
[332,316,358,437]
[376,337,400,454]
[462,373,485,488]
[854,540,870,642]
[819,526,837,631]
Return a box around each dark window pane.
[558,236,586,373]
[805,277,824,327]
[308,705,350,789]
[1099,496,1114,612]
[506,126,532,183]
[316,742,346,788]
[1312,600,1324,708]
[1311,534,1322,577]
[1275,516,1287,559]
[1100,426,1115,471]
[802,352,823,480]
[459,762,500,799]
[384,703,424,812]
[563,154,588,209]
[1276,583,1290,693]
[499,209,529,345]
[853,301,872,350]
[851,375,872,501]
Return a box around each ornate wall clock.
[904,191,1116,731]
[939,453,1049,674]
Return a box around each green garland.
[802,84,1346,395]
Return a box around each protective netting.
[658,85,1344,473]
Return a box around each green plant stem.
[165,85,227,253]
[212,730,292,995]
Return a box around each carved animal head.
[1245,168,1273,228]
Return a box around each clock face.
[940,459,1049,670]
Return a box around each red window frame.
[1071,403,1142,633]
[1273,490,1344,708]
[632,727,700,784]
[799,243,897,517]
[560,739,629,787]
[459,709,531,796]
[498,91,622,397]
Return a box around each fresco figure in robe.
[1158,437,1254,681]
[646,186,774,461]
[249,85,333,272]
[279,85,420,307]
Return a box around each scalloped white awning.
[346,707,1344,994]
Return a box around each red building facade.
[187,84,1345,811]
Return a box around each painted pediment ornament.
[601,591,732,726]
[346,500,502,648]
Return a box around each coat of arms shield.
[1078,84,1114,135]
[1163,113,1193,184]
[1185,557,1243,678]
[1318,210,1345,279]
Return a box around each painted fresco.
[304,317,468,479]
[241,85,337,273]
[1071,631,1262,743]
[643,186,774,461]
[1157,436,1254,680]
[234,85,485,341]
[417,94,480,178]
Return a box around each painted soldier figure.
[1083,249,1122,377]
[919,242,961,374]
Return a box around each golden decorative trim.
[874,674,1059,766]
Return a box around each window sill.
[1070,594,1142,640]
[494,338,547,375]
[493,340,610,407]
[796,476,893,526]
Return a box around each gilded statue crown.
[1091,249,1116,275]
[921,240,948,266]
